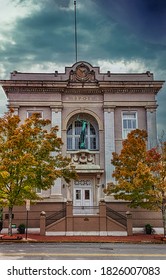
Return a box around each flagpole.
[74,1,78,62]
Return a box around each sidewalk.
[0,233,166,243]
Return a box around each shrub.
[17,224,25,234]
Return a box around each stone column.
[50,107,63,200]
[146,107,157,149]
[104,107,115,185]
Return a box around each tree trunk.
[162,204,166,238]
[164,207,166,238]
[8,207,13,236]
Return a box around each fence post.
[99,200,107,235]
[40,211,46,236]
[126,211,133,236]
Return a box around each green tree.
[105,129,166,237]
[0,110,77,235]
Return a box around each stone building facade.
[0,61,164,234]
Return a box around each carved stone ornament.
[69,63,96,82]
[72,151,95,165]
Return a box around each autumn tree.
[0,110,77,235]
[106,129,166,237]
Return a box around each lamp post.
[25,200,30,239]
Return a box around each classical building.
[0,61,164,235]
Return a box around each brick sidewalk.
[25,233,166,243]
[1,233,163,244]
[1,233,165,243]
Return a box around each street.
[0,242,166,259]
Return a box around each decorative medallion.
[69,63,97,83]
[76,64,90,81]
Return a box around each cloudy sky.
[0,0,166,135]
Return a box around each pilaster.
[50,107,63,199]
[146,106,157,148]
[104,107,115,185]
[51,107,62,137]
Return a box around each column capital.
[103,105,116,113]
[145,105,157,112]
[50,105,63,112]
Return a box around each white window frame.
[27,111,43,119]
[122,111,138,139]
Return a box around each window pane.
[85,190,90,200]
[90,137,96,149]
[36,188,42,194]
[132,120,136,129]
[75,121,82,135]
[128,120,132,129]
[123,112,136,119]
[75,137,80,150]
[67,124,72,135]
[90,124,96,135]
[123,119,127,129]
[76,190,81,200]
[67,137,72,150]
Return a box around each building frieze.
[3,86,65,93]
[103,87,160,94]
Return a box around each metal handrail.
[46,208,66,226]
[73,206,99,215]
[73,206,99,209]
[106,206,127,227]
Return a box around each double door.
[73,179,93,214]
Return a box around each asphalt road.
[0,242,166,259]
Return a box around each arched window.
[67,120,98,150]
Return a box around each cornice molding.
[2,86,160,95]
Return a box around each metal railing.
[73,206,99,215]
[46,208,66,227]
[106,206,127,227]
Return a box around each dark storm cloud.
[13,0,70,7]
[93,0,166,44]
[1,0,76,70]
[94,0,166,93]
[1,0,165,72]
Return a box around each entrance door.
[73,179,93,214]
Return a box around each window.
[36,188,42,194]
[67,120,98,150]
[85,190,90,200]
[27,111,43,119]
[122,112,137,139]
[76,190,81,200]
